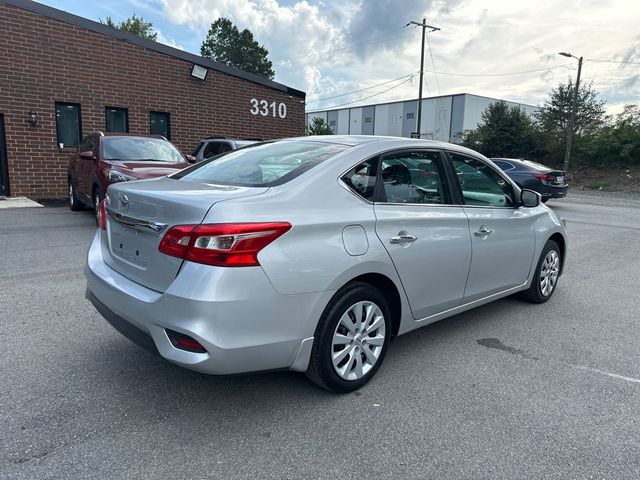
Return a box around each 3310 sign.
[250,99,287,119]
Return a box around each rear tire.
[518,240,561,303]
[306,282,391,393]
[69,179,84,211]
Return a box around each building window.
[405,112,415,120]
[55,102,81,147]
[105,107,129,132]
[364,117,372,124]
[150,111,170,139]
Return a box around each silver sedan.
[85,136,567,393]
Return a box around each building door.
[0,114,9,197]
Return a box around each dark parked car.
[491,158,568,202]
[191,136,260,162]
[68,132,193,220]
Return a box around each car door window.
[380,151,450,204]
[450,153,514,207]
[219,143,232,154]
[192,142,204,157]
[203,142,225,158]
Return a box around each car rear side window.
[379,151,450,204]
[342,159,378,201]
[494,160,515,171]
[173,141,351,187]
[450,153,514,207]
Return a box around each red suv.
[68,132,193,220]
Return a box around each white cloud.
[155,28,184,50]
[156,0,640,111]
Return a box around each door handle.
[473,226,493,237]
[390,234,417,244]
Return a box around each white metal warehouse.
[306,93,537,143]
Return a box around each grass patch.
[582,181,612,191]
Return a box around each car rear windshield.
[102,137,186,163]
[171,141,351,187]
[521,159,551,171]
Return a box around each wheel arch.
[340,273,403,339]
[548,232,566,275]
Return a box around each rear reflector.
[158,222,291,267]
[165,329,207,353]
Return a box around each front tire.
[519,240,561,303]
[306,282,391,393]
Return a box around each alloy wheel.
[331,301,386,381]
[540,250,560,296]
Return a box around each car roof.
[283,135,471,149]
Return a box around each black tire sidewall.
[531,240,560,301]
[310,283,391,393]
[69,178,83,211]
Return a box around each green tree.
[580,105,640,166]
[101,14,158,41]
[461,101,537,158]
[535,80,607,167]
[200,18,275,79]
[536,80,607,137]
[306,118,334,135]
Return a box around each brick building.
[0,0,306,199]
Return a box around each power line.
[429,63,575,77]
[306,73,416,103]
[315,76,414,109]
[586,58,640,66]
[307,64,577,108]
[425,31,440,94]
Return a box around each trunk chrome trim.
[106,207,168,235]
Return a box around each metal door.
[448,151,536,302]
[0,114,9,196]
[373,149,472,319]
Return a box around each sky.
[41,0,640,115]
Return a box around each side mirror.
[521,189,541,208]
[79,150,94,160]
[186,155,196,164]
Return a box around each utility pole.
[558,52,583,173]
[409,18,440,138]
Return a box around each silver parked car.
[85,136,567,393]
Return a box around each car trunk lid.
[101,177,268,292]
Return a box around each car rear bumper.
[539,185,568,199]
[85,231,331,375]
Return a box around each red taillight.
[158,222,291,267]
[98,199,107,230]
[533,173,554,182]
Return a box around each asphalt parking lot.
[1,190,639,479]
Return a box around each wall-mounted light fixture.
[191,64,208,81]
[28,109,37,126]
